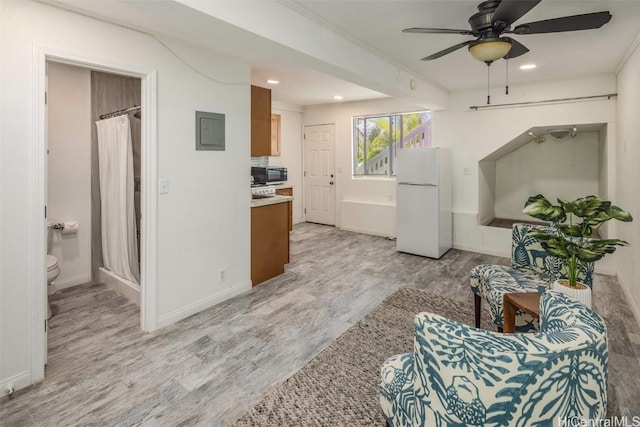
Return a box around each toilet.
[46,219,61,319]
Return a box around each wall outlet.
[218,268,226,283]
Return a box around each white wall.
[433,74,617,257]
[302,79,617,245]
[615,41,640,323]
[270,102,304,224]
[494,132,600,221]
[302,97,422,237]
[1,0,251,392]
[478,160,496,226]
[47,61,92,289]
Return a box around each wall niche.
[478,123,610,229]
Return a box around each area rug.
[234,287,493,426]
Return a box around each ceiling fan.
[403,0,612,64]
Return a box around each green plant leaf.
[589,239,630,248]
[523,195,566,222]
[574,246,612,262]
[527,231,559,242]
[607,205,633,222]
[557,224,586,237]
[568,196,611,218]
[585,211,612,226]
[539,240,570,259]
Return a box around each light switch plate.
[159,178,169,194]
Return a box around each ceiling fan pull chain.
[487,63,491,105]
[505,58,509,95]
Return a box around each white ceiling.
[250,62,386,107]
[44,0,640,106]
[287,0,640,92]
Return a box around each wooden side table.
[503,292,541,333]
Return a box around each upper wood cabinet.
[270,114,281,157]
[251,85,272,156]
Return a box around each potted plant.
[522,194,633,307]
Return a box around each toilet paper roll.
[61,221,79,235]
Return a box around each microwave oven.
[251,166,288,185]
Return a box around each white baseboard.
[453,243,509,258]
[617,273,640,329]
[594,265,616,276]
[1,370,32,397]
[98,268,140,306]
[340,225,393,239]
[157,281,251,329]
[51,274,91,292]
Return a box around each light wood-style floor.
[1,223,639,425]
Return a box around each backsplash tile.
[251,156,269,167]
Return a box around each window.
[352,111,432,176]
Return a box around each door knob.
[329,181,334,185]
[330,174,334,178]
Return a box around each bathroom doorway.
[32,47,158,381]
[46,61,142,363]
[47,62,143,307]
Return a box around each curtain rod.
[99,105,141,120]
[469,93,617,111]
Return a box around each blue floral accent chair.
[470,223,594,332]
[380,291,608,426]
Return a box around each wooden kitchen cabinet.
[271,113,281,156]
[251,85,272,156]
[275,187,293,231]
[251,201,289,286]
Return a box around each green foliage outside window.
[353,111,431,176]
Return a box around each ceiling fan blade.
[492,0,541,28]
[502,37,529,59]
[403,27,475,36]
[421,40,475,61]
[513,11,612,35]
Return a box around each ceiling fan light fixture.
[468,39,512,63]
[549,128,571,139]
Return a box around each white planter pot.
[552,279,592,308]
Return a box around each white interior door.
[304,124,335,225]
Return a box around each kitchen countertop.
[251,195,293,208]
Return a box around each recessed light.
[266,79,279,84]
[333,95,343,100]
[519,64,537,70]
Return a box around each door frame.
[302,123,337,226]
[31,44,159,383]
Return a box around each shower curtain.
[95,115,140,284]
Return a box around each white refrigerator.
[396,147,452,259]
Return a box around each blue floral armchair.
[380,291,608,426]
[470,223,594,332]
